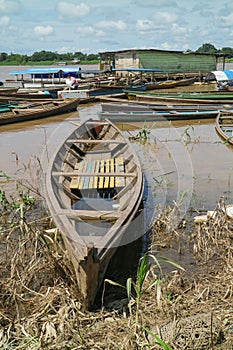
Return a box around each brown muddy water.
[0,100,233,306]
[1,65,232,215]
[1,102,232,228]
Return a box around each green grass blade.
[143,327,173,350]
[126,277,132,299]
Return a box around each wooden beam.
[66,139,126,144]
[58,209,120,220]
[52,171,136,177]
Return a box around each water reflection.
[0,103,233,231]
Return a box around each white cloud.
[136,19,154,31]
[134,0,176,7]
[95,20,127,30]
[221,13,233,26]
[56,1,90,19]
[75,26,105,37]
[161,41,178,50]
[0,15,10,26]
[153,11,178,23]
[0,0,22,13]
[170,23,187,35]
[78,26,95,35]
[34,25,54,37]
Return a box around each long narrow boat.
[0,98,80,125]
[215,111,233,145]
[125,90,233,100]
[98,93,233,106]
[43,118,144,309]
[98,109,225,122]
[123,77,198,92]
[0,90,55,100]
[0,86,19,94]
[101,102,233,112]
[127,93,233,105]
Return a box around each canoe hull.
[43,118,144,309]
[215,112,233,145]
[98,109,222,122]
[0,98,80,125]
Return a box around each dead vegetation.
[0,183,232,349]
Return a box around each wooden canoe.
[43,118,144,309]
[0,91,54,100]
[146,76,197,89]
[0,98,80,125]
[123,77,198,92]
[0,86,19,94]
[125,90,233,99]
[100,102,233,112]
[125,91,233,104]
[98,93,233,106]
[98,109,225,122]
[215,111,233,145]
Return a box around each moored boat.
[100,102,233,112]
[215,111,233,145]
[43,118,144,309]
[98,109,226,122]
[0,86,19,94]
[0,98,80,125]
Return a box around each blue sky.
[1,0,233,55]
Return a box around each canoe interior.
[45,119,144,309]
[49,119,142,250]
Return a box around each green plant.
[104,252,184,348]
[143,327,173,350]
[129,121,156,142]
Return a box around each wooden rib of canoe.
[43,118,144,309]
[215,111,233,145]
[0,98,80,125]
[98,109,227,122]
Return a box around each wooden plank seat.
[69,157,126,193]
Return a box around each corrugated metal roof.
[112,68,163,72]
[212,70,233,81]
[99,48,224,57]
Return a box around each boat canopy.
[9,67,82,78]
[9,67,108,79]
[10,67,81,75]
[211,70,233,82]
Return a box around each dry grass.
[0,186,232,349]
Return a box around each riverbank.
[0,60,99,66]
[0,181,232,349]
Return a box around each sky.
[1,0,233,55]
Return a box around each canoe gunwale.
[43,118,144,308]
[215,112,233,145]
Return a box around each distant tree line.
[1,43,233,65]
[0,50,100,65]
[195,43,233,56]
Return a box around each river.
[0,65,233,243]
